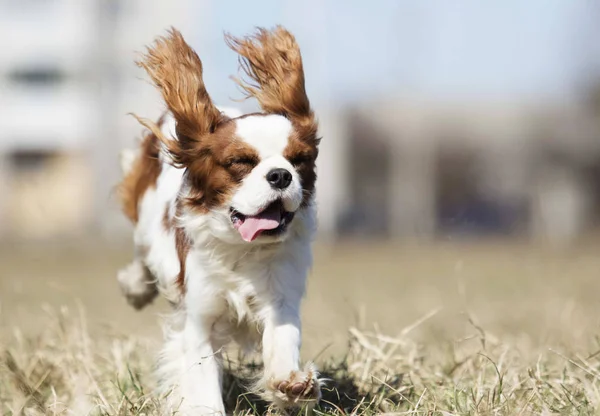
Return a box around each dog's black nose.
[266,168,292,189]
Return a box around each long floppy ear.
[136,27,225,165]
[225,26,317,134]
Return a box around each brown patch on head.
[178,120,261,213]
[226,26,320,205]
[118,116,164,223]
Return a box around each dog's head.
[137,27,319,244]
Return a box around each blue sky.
[189,0,599,105]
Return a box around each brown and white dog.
[116,27,321,414]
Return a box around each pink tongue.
[236,205,281,242]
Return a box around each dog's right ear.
[225,26,317,144]
[135,28,225,166]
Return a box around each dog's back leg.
[117,258,158,310]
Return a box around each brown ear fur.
[136,27,225,165]
[225,26,317,140]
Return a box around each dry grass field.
[2,238,600,414]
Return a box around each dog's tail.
[118,114,165,223]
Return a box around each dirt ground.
[1,237,600,360]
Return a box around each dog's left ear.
[225,26,318,145]
[136,27,225,166]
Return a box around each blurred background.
[2,0,600,358]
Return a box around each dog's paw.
[266,364,321,409]
[117,261,158,310]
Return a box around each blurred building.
[339,98,600,244]
[0,0,599,245]
[0,0,200,239]
[0,0,97,238]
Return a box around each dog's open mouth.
[230,200,295,242]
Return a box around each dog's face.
[175,113,317,243]
[137,27,318,244]
[226,114,317,242]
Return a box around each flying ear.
[135,27,225,165]
[225,26,317,136]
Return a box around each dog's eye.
[290,155,311,167]
[230,157,256,166]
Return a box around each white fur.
[120,112,319,415]
[235,114,291,159]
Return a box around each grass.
[2,305,600,415]
[4,239,600,415]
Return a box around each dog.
[116,26,321,415]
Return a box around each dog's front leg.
[181,316,225,414]
[160,313,226,416]
[261,299,321,409]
